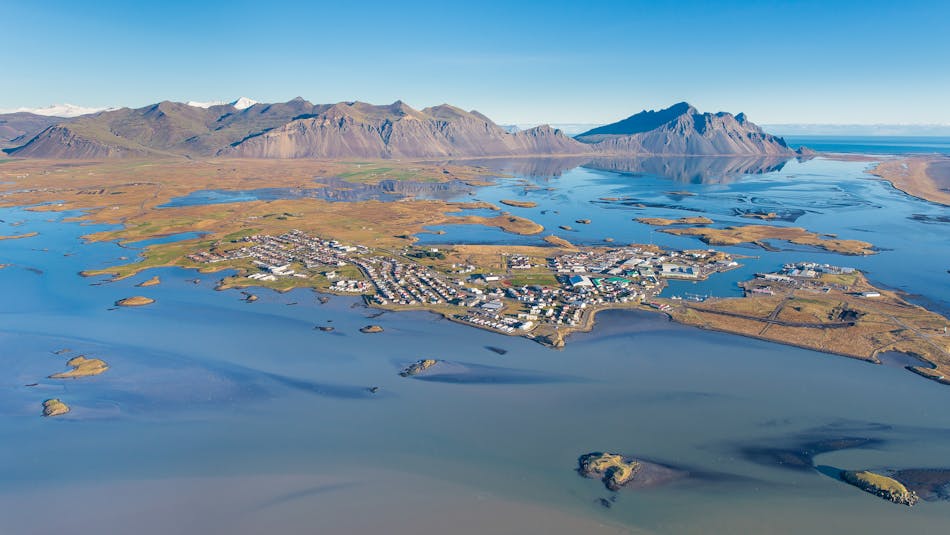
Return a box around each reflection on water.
[443,155,792,183]
[160,177,473,207]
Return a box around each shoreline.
[867,155,950,207]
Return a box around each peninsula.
[869,155,950,207]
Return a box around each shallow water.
[2,155,950,534]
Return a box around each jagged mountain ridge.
[221,101,585,158]
[576,102,792,156]
[5,100,792,159]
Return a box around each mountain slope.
[0,112,69,150]
[577,103,793,156]
[5,99,794,159]
[9,98,326,158]
[220,101,588,159]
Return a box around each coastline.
[867,155,950,207]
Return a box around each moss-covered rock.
[841,470,919,506]
[400,359,438,377]
[42,399,70,417]
[579,452,641,491]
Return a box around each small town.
[188,229,743,338]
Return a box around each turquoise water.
[2,156,950,534]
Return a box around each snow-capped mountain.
[186,97,257,110]
[1,103,114,118]
[231,97,257,110]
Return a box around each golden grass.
[136,276,161,287]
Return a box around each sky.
[2,0,949,125]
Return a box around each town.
[188,230,743,339]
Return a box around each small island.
[400,359,438,377]
[661,224,876,255]
[636,216,714,226]
[115,296,155,306]
[499,199,537,208]
[578,452,640,490]
[741,212,779,220]
[840,470,919,506]
[578,452,686,491]
[136,275,161,287]
[49,355,109,378]
[0,231,39,240]
[42,398,70,417]
[360,324,384,333]
[575,219,591,224]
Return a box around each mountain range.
[1,99,795,159]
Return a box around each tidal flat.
[2,155,950,533]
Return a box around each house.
[569,275,593,288]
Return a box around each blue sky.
[2,0,948,124]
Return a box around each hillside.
[0,112,68,150]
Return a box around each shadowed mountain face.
[0,112,68,150]
[4,99,792,159]
[577,102,793,156]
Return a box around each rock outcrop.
[42,399,70,417]
[840,470,919,506]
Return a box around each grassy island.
[499,199,537,208]
[49,356,109,379]
[116,296,155,306]
[840,470,919,506]
[42,399,70,417]
[136,276,161,287]
[0,231,39,240]
[360,325,384,333]
[661,224,875,255]
[636,216,713,226]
